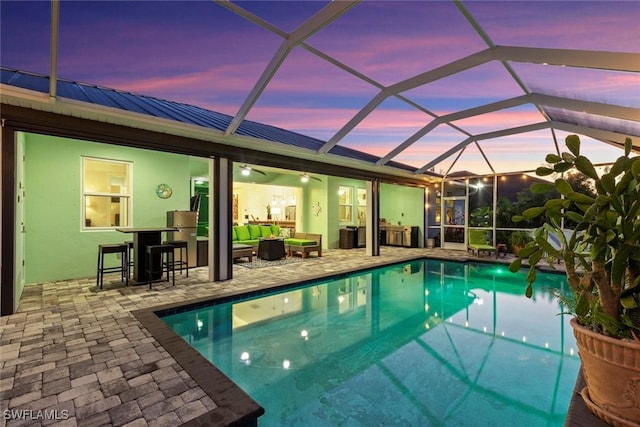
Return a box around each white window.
[82,157,132,229]
[338,186,353,223]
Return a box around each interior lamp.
[301,174,309,183]
[241,167,250,176]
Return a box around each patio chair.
[467,229,497,258]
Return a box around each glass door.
[442,196,467,250]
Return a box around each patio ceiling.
[1,1,638,178]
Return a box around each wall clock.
[156,183,173,199]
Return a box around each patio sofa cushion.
[285,233,322,259]
[248,224,262,239]
[260,225,273,238]
[285,238,316,246]
[232,224,281,247]
[234,225,251,241]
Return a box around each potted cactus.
[509,135,640,426]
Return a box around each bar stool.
[125,240,134,276]
[96,243,129,289]
[145,244,175,289]
[163,240,189,277]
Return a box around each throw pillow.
[260,225,272,238]
[279,228,291,238]
[235,225,251,241]
[270,224,281,236]
[248,224,261,239]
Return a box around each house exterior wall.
[23,133,190,282]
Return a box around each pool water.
[162,259,580,426]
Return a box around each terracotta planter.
[571,318,640,426]
[513,245,523,257]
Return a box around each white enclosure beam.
[320,49,495,153]
[49,1,60,99]
[388,49,495,95]
[495,46,640,73]
[416,122,549,174]
[377,95,531,165]
[551,122,637,147]
[225,1,358,136]
[318,90,389,154]
[531,94,640,122]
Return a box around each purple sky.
[2,1,638,174]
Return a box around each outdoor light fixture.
[239,164,266,177]
[300,173,321,183]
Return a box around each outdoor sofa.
[232,224,322,259]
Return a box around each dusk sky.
[2,1,639,175]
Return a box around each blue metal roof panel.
[1,68,49,93]
[179,103,232,130]
[1,67,420,173]
[235,120,325,151]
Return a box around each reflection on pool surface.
[161,259,579,426]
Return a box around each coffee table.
[233,244,253,262]
[258,238,286,261]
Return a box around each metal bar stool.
[96,243,129,289]
[145,244,175,289]
[125,240,134,276]
[163,240,189,277]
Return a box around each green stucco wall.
[326,177,367,248]
[24,134,191,282]
[380,183,425,246]
[19,132,426,283]
[303,178,330,246]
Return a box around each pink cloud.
[467,2,640,53]
[247,105,359,139]
[451,109,546,135]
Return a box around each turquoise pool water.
[161,259,580,426]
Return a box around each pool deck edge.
[132,308,265,427]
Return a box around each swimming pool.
[161,259,579,426]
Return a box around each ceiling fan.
[300,173,322,183]
[239,164,266,177]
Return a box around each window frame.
[81,156,132,231]
[338,185,353,224]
